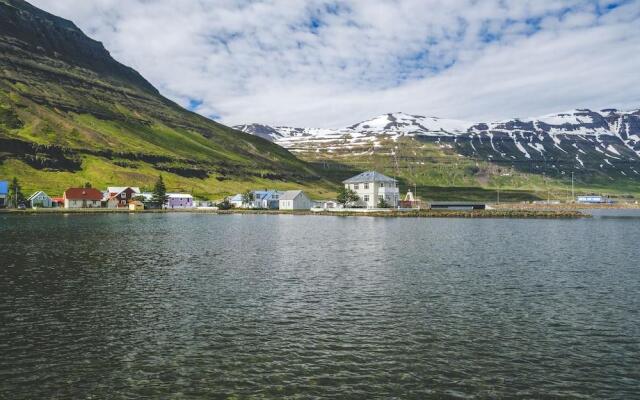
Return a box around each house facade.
[343,171,399,208]
[105,186,141,208]
[279,190,313,210]
[64,188,103,208]
[167,193,194,208]
[0,180,7,208]
[251,190,283,209]
[27,191,52,208]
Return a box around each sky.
[30,0,640,128]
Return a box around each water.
[1,213,639,399]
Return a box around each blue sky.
[32,0,640,127]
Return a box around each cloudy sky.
[31,0,640,127]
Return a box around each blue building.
[0,180,8,208]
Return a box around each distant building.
[64,188,103,209]
[252,190,283,209]
[577,195,612,204]
[0,180,8,208]
[105,187,141,208]
[128,201,145,211]
[228,194,244,208]
[315,200,340,210]
[27,191,52,208]
[167,193,194,208]
[279,190,313,210]
[343,171,399,208]
[51,197,64,208]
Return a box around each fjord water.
[1,213,639,399]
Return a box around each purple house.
[167,193,194,208]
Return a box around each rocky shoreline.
[0,208,587,219]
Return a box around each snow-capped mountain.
[235,109,640,176]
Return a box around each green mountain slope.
[0,0,332,199]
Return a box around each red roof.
[64,188,103,201]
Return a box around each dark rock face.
[0,0,157,94]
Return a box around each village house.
[279,190,313,210]
[63,188,103,209]
[251,190,283,209]
[0,180,7,208]
[167,193,194,208]
[27,191,52,208]
[343,171,400,208]
[228,194,244,208]
[104,186,141,208]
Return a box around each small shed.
[129,201,145,211]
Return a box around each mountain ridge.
[235,108,640,179]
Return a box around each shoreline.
[0,208,587,219]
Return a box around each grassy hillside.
[0,0,334,199]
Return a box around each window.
[363,195,369,202]
[121,193,126,198]
[364,183,369,189]
[354,184,359,190]
[379,182,384,188]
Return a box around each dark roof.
[343,171,397,184]
[64,188,103,201]
[279,190,305,201]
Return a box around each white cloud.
[30,0,640,127]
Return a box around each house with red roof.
[63,188,103,209]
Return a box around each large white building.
[343,171,399,208]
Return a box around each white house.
[343,171,399,208]
[27,191,53,208]
[279,190,313,210]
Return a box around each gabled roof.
[229,194,243,202]
[107,186,141,194]
[27,191,50,201]
[343,171,397,184]
[279,190,305,201]
[0,181,7,195]
[64,188,103,201]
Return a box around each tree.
[337,186,359,207]
[151,175,169,208]
[216,199,234,210]
[377,197,390,208]
[8,177,24,208]
[241,190,254,208]
[84,182,92,188]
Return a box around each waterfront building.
[27,191,53,208]
[104,187,141,208]
[251,190,283,209]
[228,194,244,208]
[577,195,612,204]
[343,171,399,208]
[0,180,7,208]
[63,188,103,209]
[279,190,313,210]
[128,201,145,211]
[167,193,194,208]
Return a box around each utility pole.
[571,172,575,201]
